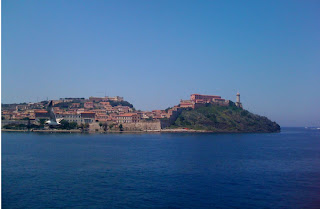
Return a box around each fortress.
[180,93,242,109]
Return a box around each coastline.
[1,129,204,133]
[2,129,81,133]
[1,128,280,134]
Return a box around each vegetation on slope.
[109,100,134,108]
[171,104,280,133]
[52,100,134,109]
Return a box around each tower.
[236,92,243,108]
[236,92,240,103]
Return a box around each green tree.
[39,119,46,128]
[69,122,78,129]
[109,101,134,108]
[79,123,85,130]
[60,120,70,129]
[119,124,123,131]
[102,123,108,131]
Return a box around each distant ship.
[305,127,320,130]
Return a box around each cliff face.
[170,104,280,133]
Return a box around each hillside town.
[1,93,242,132]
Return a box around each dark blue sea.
[2,128,320,209]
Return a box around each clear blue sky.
[2,0,320,127]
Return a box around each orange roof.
[191,93,221,97]
[117,113,137,117]
[96,113,107,116]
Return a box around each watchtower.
[236,92,243,108]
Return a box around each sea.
[2,128,320,209]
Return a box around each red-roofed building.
[95,113,109,122]
[34,110,49,119]
[187,94,230,107]
[70,103,80,108]
[190,94,221,103]
[81,112,95,118]
[57,113,82,124]
[116,113,140,123]
[99,102,110,106]
[77,108,85,114]
[115,105,131,113]
[92,109,106,114]
[180,100,194,108]
[81,112,96,123]
[84,102,94,109]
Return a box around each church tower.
[236,92,243,108]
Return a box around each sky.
[2,0,320,127]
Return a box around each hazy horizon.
[2,0,320,127]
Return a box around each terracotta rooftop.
[117,113,137,117]
[191,93,221,97]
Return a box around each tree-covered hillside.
[171,104,280,133]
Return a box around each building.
[57,113,82,124]
[116,113,141,124]
[189,94,230,107]
[60,98,85,102]
[84,102,94,109]
[95,113,109,122]
[105,105,115,113]
[28,103,44,109]
[55,112,97,124]
[34,110,49,120]
[179,100,195,108]
[114,105,131,113]
[190,94,222,103]
[70,103,81,108]
[89,96,124,103]
[16,104,28,111]
[212,98,230,106]
[107,96,124,102]
[99,102,111,107]
[89,97,106,103]
[92,109,106,114]
[52,100,64,106]
[80,112,96,123]
[77,108,85,114]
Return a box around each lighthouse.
[236,92,243,108]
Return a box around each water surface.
[2,128,320,208]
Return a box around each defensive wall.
[122,121,162,131]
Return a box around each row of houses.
[83,102,133,113]
[34,110,142,125]
[2,96,125,111]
